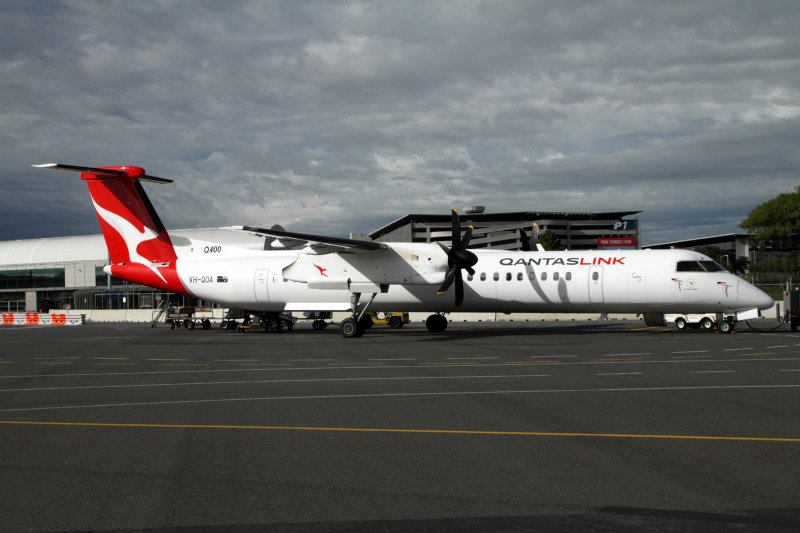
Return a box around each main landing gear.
[339,291,379,338]
[425,313,448,332]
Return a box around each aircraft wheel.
[388,316,403,329]
[425,314,448,332]
[358,316,373,330]
[675,317,687,330]
[718,320,734,334]
[340,318,364,338]
[700,317,715,330]
[312,320,322,330]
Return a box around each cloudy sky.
[1,0,798,245]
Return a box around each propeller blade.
[519,227,531,251]
[454,269,464,309]
[460,225,473,250]
[450,207,461,249]
[437,267,457,294]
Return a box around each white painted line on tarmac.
[691,370,736,374]
[0,373,552,394]
[604,353,651,357]
[672,350,709,354]
[723,348,755,351]
[3,383,799,413]
[147,358,188,361]
[447,357,498,360]
[596,372,644,376]
[369,358,416,361]
[766,345,789,349]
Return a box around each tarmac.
[0,319,799,532]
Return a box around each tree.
[739,186,800,250]
[538,229,564,251]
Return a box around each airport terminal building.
[1,209,641,312]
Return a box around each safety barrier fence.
[1,313,85,326]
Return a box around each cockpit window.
[676,260,726,272]
[699,261,726,272]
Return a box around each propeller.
[437,207,479,308]
[519,223,539,251]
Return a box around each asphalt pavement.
[0,320,799,532]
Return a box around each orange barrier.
[0,313,85,326]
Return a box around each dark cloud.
[1,0,798,244]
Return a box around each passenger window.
[541,272,547,281]
[506,272,512,281]
[467,274,473,281]
[493,272,500,281]
[480,272,486,281]
[553,272,560,281]
[517,272,523,281]
[566,272,572,281]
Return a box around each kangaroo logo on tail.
[33,164,188,294]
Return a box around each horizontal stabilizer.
[33,163,173,184]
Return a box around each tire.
[675,317,687,330]
[340,318,363,338]
[425,314,448,332]
[388,316,403,329]
[358,316,373,331]
[718,321,733,334]
[699,317,714,330]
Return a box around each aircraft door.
[254,269,269,301]
[589,266,604,303]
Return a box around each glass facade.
[0,268,65,289]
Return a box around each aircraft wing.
[240,225,387,253]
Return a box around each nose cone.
[753,286,775,310]
[739,281,775,310]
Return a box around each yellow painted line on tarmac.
[0,361,14,364]
[328,362,386,367]
[504,361,561,364]
[0,420,798,443]
[420,361,478,366]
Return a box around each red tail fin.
[34,164,188,294]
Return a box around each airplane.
[33,163,774,337]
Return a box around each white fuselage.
[169,237,773,315]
